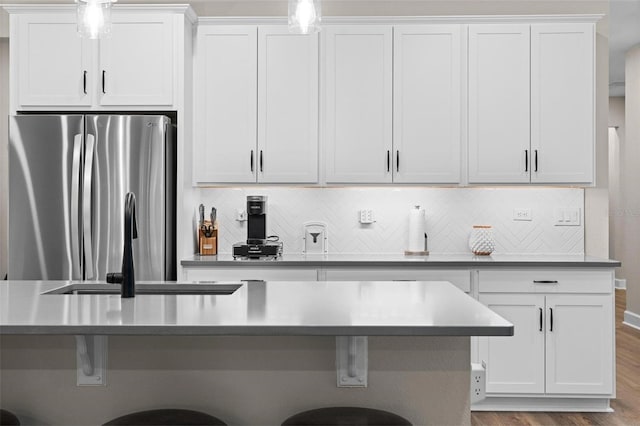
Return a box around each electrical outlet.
[470,363,486,404]
[359,209,375,224]
[513,208,532,221]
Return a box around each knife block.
[198,220,218,255]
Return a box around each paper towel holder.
[405,205,429,256]
[404,232,429,256]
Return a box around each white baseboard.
[623,310,640,331]
[615,278,626,289]
[472,397,612,412]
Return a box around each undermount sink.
[42,282,243,295]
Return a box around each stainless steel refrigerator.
[8,114,175,281]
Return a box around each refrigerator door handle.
[71,134,83,279]
[83,134,96,280]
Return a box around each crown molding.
[3,3,197,22]
[198,14,604,26]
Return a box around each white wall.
[0,38,8,279]
[609,97,625,278]
[623,44,640,327]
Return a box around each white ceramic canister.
[469,225,495,255]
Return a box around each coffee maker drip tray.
[232,242,283,259]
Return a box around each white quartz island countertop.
[0,280,513,337]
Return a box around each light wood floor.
[471,290,640,426]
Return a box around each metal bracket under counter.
[75,335,108,386]
[336,336,368,387]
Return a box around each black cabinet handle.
[525,150,529,172]
[102,70,106,94]
[386,150,390,172]
[549,307,554,332]
[260,150,263,172]
[533,280,558,284]
[250,150,254,172]
[539,307,543,332]
[83,70,87,94]
[534,150,538,172]
[396,150,400,172]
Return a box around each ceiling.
[610,0,640,96]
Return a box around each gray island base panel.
[0,280,513,336]
[181,253,621,268]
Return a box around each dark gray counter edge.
[0,324,514,337]
[181,260,621,268]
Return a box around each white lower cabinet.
[478,270,614,399]
[479,294,545,394]
[545,294,613,395]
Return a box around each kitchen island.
[1,279,510,425]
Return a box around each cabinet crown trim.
[3,3,197,21]
[197,14,603,25]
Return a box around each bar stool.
[281,407,412,426]
[102,409,227,426]
[0,409,21,425]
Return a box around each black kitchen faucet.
[106,192,138,298]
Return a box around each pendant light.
[288,0,321,34]
[76,0,116,39]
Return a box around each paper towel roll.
[407,206,426,252]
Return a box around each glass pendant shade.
[288,0,321,34]
[77,0,115,39]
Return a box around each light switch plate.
[554,208,581,226]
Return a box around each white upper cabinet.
[194,26,258,183]
[16,14,93,107]
[468,24,531,184]
[393,25,462,183]
[258,26,319,183]
[469,22,595,185]
[194,25,319,184]
[530,23,594,184]
[99,14,174,106]
[11,9,179,109]
[323,26,393,183]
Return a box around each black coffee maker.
[246,195,267,244]
[233,196,283,259]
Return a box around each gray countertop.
[181,253,621,268]
[0,280,513,337]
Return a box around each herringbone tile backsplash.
[195,187,584,255]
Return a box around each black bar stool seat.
[0,409,21,426]
[282,407,412,426]
[102,409,227,426]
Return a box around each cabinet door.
[16,14,93,107]
[468,25,530,183]
[194,26,257,183]
[324,26,393,183]
[479,294,545,394]
[393,25,461,183]
[257,27,318,183]
[531,24,594,184]
[545,294,613,395]
[99,14,173,106]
